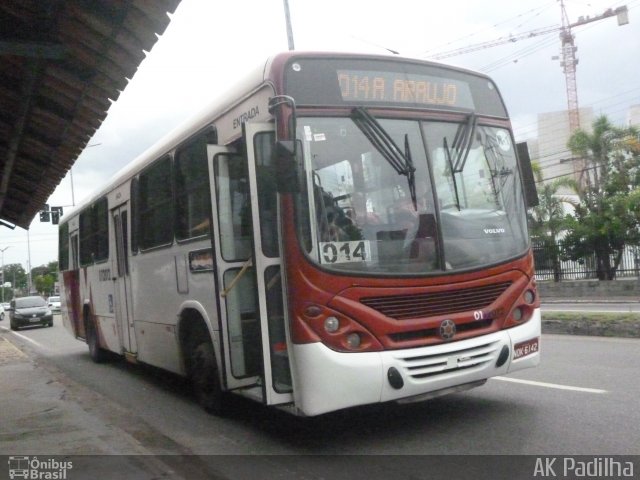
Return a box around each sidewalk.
[0,333,182,479]
[0,334,119,455]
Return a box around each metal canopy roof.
[0,0,181,229]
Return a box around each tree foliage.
[563,116,640,280]
[1,263,27,301]
[32,261,59,296]
[528,162,578,281]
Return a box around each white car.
[47,296,61,313]
[0,303,4,321]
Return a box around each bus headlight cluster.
[507,286,538,326]
[302,304,383,352]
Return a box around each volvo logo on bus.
[484,227,505,235]
[439,319,456,340]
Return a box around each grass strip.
[542,312,640,323]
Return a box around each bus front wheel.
[86,317,109,363]
[189,339,226,416]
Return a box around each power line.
[421,2,557,56]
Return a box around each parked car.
[47,296,61,313]
[9,296,54,330]
[0,303,4,321]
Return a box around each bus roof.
[60,51,505,223]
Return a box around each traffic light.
[51,206,63,225]
[39,204,50,222]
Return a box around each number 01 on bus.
[58,52,540,417]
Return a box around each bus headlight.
[324,316,340,333]
[524,289,535,304]
[512,307,523,322]
[346,333,361,349]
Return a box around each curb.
[541,318,640,338]
[0,336,28,366]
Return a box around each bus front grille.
[361,281,512,320]
[394,340,501,380]
[388,319,493,343]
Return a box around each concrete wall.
[538,278,640,301]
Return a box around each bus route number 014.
[319,241,371,265]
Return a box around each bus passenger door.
[209,145,261,392]
[112,205,136,354]
[209,128,293,406]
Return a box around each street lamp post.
[0,246,10,303]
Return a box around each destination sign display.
[337,70,475,109]
[282,56,507,117]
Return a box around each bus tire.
[189,338,226,416]
[86,316,109,363]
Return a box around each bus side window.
[215,151,253,261]
[138,155,174,250]
[78,197,109,266]
[131,177,139,255]
[175,135,212,241]
[254,131,279,257]
[71,234,79,270]
[59,223,69,271]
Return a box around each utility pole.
[282,0,295,50]
[0,246,9,303]
[27,230,32,294]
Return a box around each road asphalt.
[0,300,638,478]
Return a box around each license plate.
[29,317,42,323]
[513,338,539,360]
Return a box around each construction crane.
[428,1,629,187]
[429,2,629,134]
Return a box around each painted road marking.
[493,376,607,394]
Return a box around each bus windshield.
[295,115,529,274]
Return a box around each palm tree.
[564,116,640,280]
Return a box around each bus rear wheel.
[86,317,109,363]
[189,340,226,416]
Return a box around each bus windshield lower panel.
[294,116,529,275]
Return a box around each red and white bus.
[59,52,540,416]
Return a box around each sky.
[1,0,639,273]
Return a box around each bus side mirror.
[274,140,300,193]
[516,142,539,208]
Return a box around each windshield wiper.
[404,133,417,210]
[482,135,514,208]
[351,107,417,210]
[442,112,478,211]
[443,112,478,174]
[443,136,462,211]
